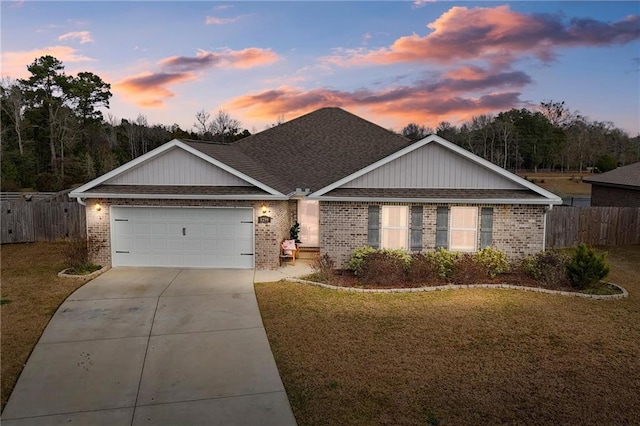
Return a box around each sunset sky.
[2,1,639,135]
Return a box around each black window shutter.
[410,206,423,251]
[368,205,380,248]
[435,206,449,249]
[480,207,494,248]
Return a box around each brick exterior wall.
[85,198,291,270]
[590,185,640,207]
[319,201,546,268]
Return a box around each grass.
[517,172,592,196]
[255,245,640,425]
[0,242,89,411]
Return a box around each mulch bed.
[325,269,573,291]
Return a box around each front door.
[298,200,319,247]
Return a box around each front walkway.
[2,268,297,425]
[253,260,314,283]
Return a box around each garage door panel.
[111,207,254,268]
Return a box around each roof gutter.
[307,196,563,205]
[68,192,290,201]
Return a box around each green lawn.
[255,246,640,426]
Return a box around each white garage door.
[111,207,254,268]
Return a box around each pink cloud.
[327,5,640,66]
[159,48,279,72]
[114,72,196,108]
[1,46,92,78]
[117,47,279,107]
[224,65,531,129]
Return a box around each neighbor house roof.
[583,162,640,190]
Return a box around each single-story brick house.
[583,162,640,207]
[70,107,561,270]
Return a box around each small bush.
[431,248,458,279]
[474,247,510,278]
[521,250,570,288]
[407,253,439,283]
[64,237,103,274]
[348,246,378,275]
[360,251,407,286]
[311,253,336,283]
[380,248,412,270]
[566,243,610,290]
[451,253,486,285]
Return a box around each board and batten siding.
[105,147,251,186]
[342,143,521,189]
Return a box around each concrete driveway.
[2,268,297,426]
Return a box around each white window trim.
[449,206,478,252]
[381,206,408,250]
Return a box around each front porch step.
[297,247,319,260]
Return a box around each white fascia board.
[307,195,561,205]
[69,139,284,198]
[309,134,562,203]
[73,192,289,201]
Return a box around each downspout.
[76,197,86,207]
[543,204,553,251]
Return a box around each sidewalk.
[253,260,314,283]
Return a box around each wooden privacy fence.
[1,201,86,244]
[546,206,640,248]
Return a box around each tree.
[494,113,515,169]
[20,55,73,174]
[193,109,211,139]
[401,123,431,141]
[70,72,111,124]
[209,110,241,143]
[539,100,574,129]
[0,78,26,155]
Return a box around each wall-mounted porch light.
[95,202,102,212]
[261,204,268,214]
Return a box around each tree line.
[1,56,252,191]
[2,55,638,192]
[401,101,639,174]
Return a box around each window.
[450,207,478,251]
[381,206,408,249]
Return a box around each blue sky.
[2,1,639,135]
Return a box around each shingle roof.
[181,107,411,194]
[583,162,640,189]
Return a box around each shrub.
[431,248,458,279]
[311,253,336,283]
[348,246,378,275]
[380,248,412,270]
[451,253,486,285]
[64,236,104,274]
[360,251,407,286]
[407,253,439,283]
[521,250,570,288]
[474,247,510,278]
[566,243,610,290]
